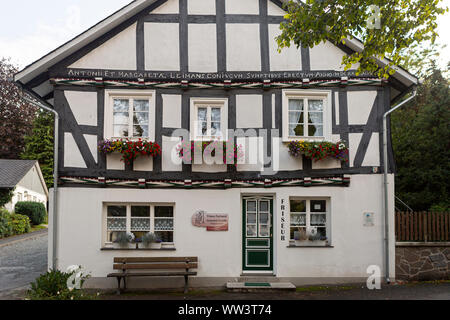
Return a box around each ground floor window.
[105,204,174,245]
[289,198,330,245]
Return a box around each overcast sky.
[0,0,449,71]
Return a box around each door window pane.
[259,213,269,224]
[247,213,257,224]
[259,201,269,212]
[247,201,257,212]
[247,225,257,237]
[259,225,269,237]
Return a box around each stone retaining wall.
[396,243,450,281]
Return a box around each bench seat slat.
[113,263,197,270]
[114,257,198,263]
[107,272,197,277]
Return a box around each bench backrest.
[113,257,198,271]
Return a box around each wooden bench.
[107,257,198,294]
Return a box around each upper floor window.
[104,90,156,141]
[190,98,228,141]
[282,90,332,142]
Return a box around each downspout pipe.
[383,89,416,284]
[12,81,60,271]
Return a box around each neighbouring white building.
[0,160,48,212]
[14,0,418,289]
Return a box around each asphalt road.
[0,232,48,299]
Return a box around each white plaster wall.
[226,24,261,71]
[83,134,98,164]
[64,133,86,168]
[236,95,263,128]
[310,41,346,71]
[162,94,182,128]
[349,133,363,168]
[335,91,340,125]
[188,24,217,73]
[52,174,396,283]
[362,133,380,167]
[268,24,302,71]
[226,0,259,14]
[347,91,377,125]
[152,0,179,14]
[145,23,180,71]
[272,139,303,171]
[236,137,265,172]
[268,0,285,16]
[162,136,182,172]
[188,0,216,15]
[192,163,228,173]
[65,91,97,126]
[70,23,137,70]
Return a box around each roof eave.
[14,0,156,84]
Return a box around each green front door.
[242,197,273,271]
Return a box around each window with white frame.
[289,199,330,244]
[282,90,332,141]
[190,98,228,140]
[105,90,156,141]
[105,204,174,245]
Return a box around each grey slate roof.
[0,159,37,188]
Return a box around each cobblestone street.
[0,232,48,299]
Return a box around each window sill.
[101,247,176,251]
[287,245,334,248]
[282,137,328,143]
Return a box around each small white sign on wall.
[364,212,375,227]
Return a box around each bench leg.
[116,277,122,295]
[184,275,189,294]
[123,277,127,292]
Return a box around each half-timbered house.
[15,0,418,289]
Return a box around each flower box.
[98,139,161,165]
[177,140,243,166]
[288,140,349,163]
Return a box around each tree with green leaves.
[277,0,447,79]
[391,62,450,211]
[0,58,37,159]
[0,188,14,208]
[21,110,54,188]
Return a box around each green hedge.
[0,209,13,238]
[14,202,47,225]
[11,214,31,235]
[0,210,31,238]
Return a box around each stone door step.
[226,282,296,292]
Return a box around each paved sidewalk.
[0,229,48,248]
[0,232,48,300]
[100,281,450,300]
